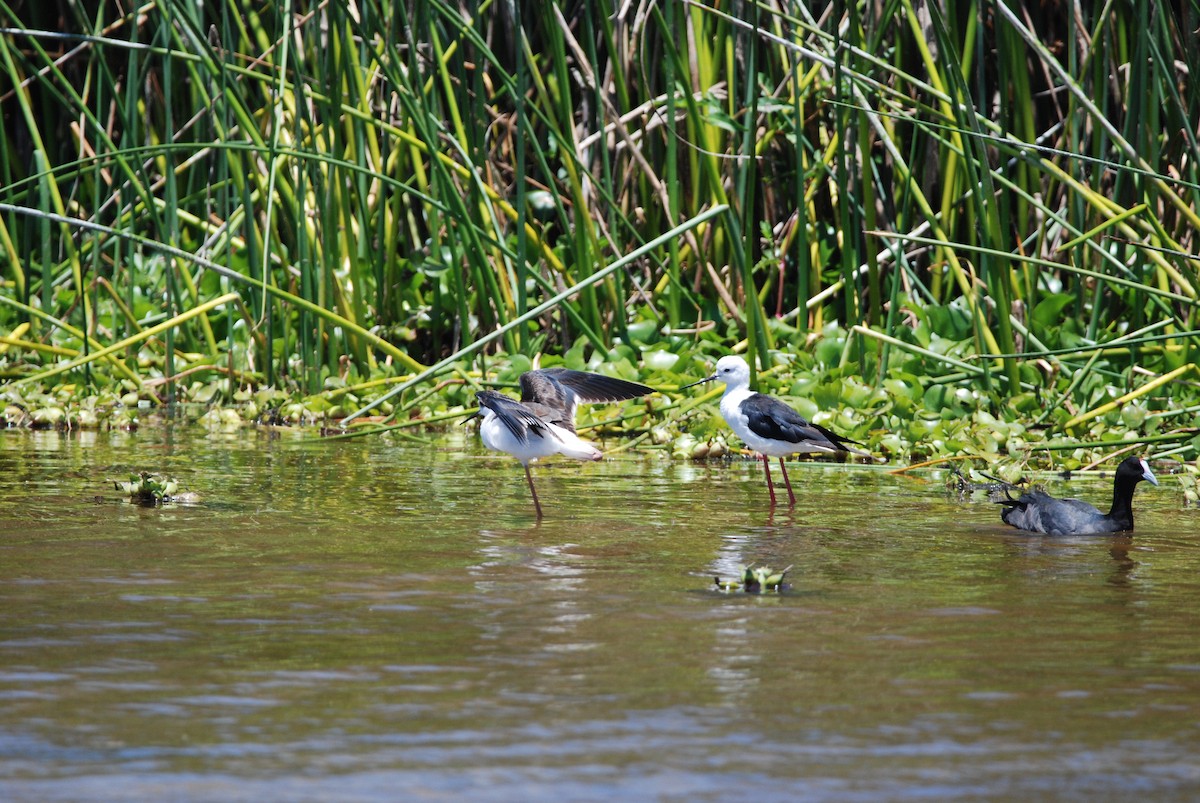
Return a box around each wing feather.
[476,390,551,444]
[518,369,653,433]
[742,393,869,456]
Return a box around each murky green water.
[2,422,1199,801]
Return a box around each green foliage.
[114,472,180,507]
[1,1,1198,466]
[715,565,792,593]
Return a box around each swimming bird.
[997,456,1158,535]
[473,368,654,517]
[681,355,871,506]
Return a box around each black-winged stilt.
[997,455,1157,535]
[682,355,871,506]
[473,368,654,517]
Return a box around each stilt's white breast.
[718,387,758,447]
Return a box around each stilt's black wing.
[476,390,549,444]
[741,393,872,458]
[741,394,838,453]
[518,369,654,432]
[810,423,872,457]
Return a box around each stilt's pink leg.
[525,465,544,518]
[761,454,777,507]
[778,458,797,506]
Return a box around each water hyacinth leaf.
[1120,404,1148,429]
[713,565,790,593]
[624,321,659,346]
[644,350,680,372]
[790,396,820,422]
[115,472,182,506]
[839,377,881,408]
[813,336,845,367]
[923,385,950,415]
[1030,293,1077,329]
[926,304,974,341]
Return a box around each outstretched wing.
[519,368,654,432]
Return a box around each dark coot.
[998,456,1158,535]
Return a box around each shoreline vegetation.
[2,2,1198,479]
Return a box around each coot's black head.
[1117,456,1158,487]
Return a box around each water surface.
[2,423,1199,801]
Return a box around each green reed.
[0,0,1197,432]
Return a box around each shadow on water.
[2,425,1200,801]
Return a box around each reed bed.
[2,1,1198,463]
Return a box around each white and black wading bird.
[682,355,872,507]
[472,368,654,518]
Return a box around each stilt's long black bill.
[679,375,716,390]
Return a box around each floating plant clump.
[714,564,792,593]
[115,472,181,507]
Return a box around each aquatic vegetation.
[1178,466,1200,508]
[714,565,793,594]
[2,387,140,431]
[114,472,181,507]
[1,2,1197,472]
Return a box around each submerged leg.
[778,458,797,506]
[524,464,544,518]
[760,454,777,507]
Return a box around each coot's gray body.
[998,456,1158,535]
